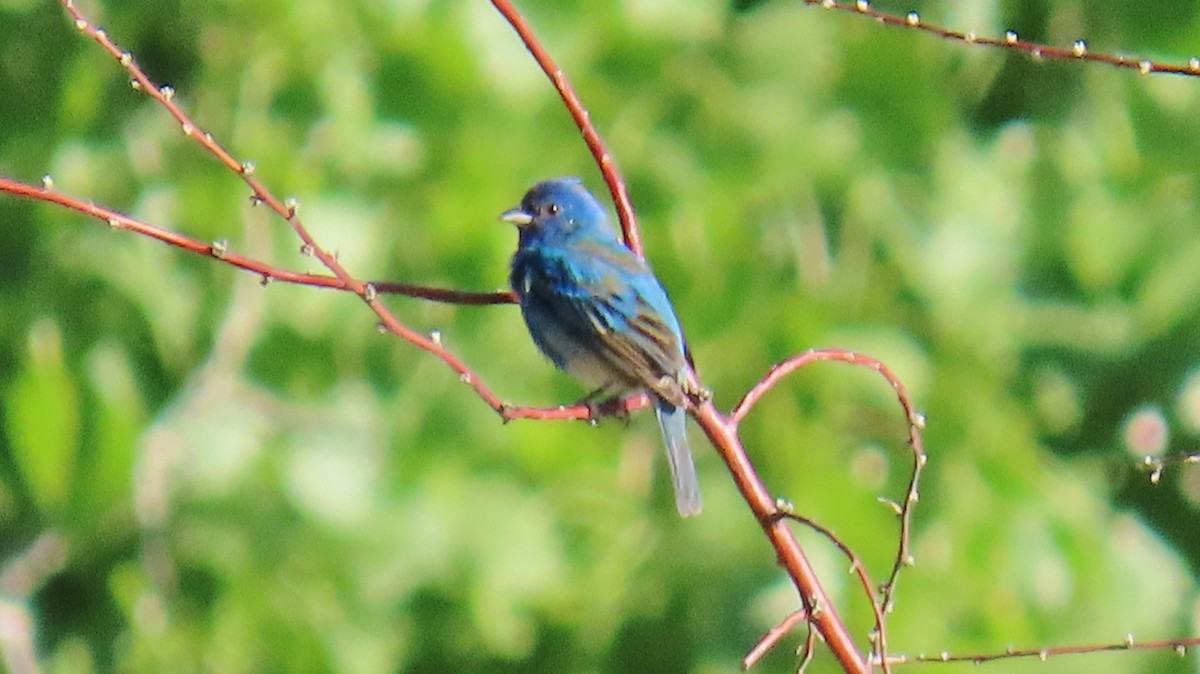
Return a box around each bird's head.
[500,177,616,246]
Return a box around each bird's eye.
[547,203,560,215]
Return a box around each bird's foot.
[578,393,632,425]
[680,374,712,406]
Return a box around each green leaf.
[5,319,80,514]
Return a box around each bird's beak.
[499,207,533,227]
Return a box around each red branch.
[807,0,1200,78]
[488,4,932,671]
[0,177,510,304]
[490,0,644,258]
[691,401,871,672]
[745,510,890,671]
[889,634,1200,666]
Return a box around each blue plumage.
[502,178,702,517]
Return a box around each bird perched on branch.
[501,177,701,517]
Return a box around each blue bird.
[501,177,702,517]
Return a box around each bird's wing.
[530,240,687,401]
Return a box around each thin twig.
[804,0,1200,78]
[0,177,510,303]
[774,510,892,673]
[886,634,1200,665]
[745,609,809,670]
[1139,452,1200,485]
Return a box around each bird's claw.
[579,394,631,425]
[681,375,712,406]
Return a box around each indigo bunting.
[501,177,702,517]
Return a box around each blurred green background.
[1,0,1199,672]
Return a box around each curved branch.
[489,0,643,257]
[732,348,927,625]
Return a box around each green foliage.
[1,0,1199,672]
[6,321,79,515]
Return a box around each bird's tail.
[654,399,702,517]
